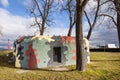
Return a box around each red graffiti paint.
[17,36,25,43]
[62,36,76,61]
[37,59,40,63]
[72,50,76,54]
[72,49,76,61]
[61,36,66,44]
[26,43,40,69]
[72,56,76,61]
[61,36,76,45]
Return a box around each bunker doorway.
[53,47,61,63]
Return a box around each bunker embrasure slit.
[53,47,61,63]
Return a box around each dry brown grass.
[0,51,120,80]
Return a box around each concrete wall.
[13,36,89,69]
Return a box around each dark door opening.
[53,47,61,63]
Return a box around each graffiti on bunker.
[13,36,90,69]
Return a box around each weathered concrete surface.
[13,36,90,69]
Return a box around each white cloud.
[0,8,74,49]
[0,0,9,7]
[22,0,33,9]
[0,8,36,39]
[45,26,75,36]
[0,8,74,41]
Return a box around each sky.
[0,0,119,49]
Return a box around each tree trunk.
[117,12,120,48]
[87,27,93,40]
[114,0,120,48]
[40,20,45,35]
[76,1,85,71]
[67,24,73,36]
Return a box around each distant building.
[107,44,117,48]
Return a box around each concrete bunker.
[13,35,90,69]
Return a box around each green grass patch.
[0,51,120,80]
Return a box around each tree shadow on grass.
[37,68,76,72]
[91,60,120,62]
[20,66,76,72]
[0,53,15,68]
[0,53,76,72]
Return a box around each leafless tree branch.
[98,13,117,26]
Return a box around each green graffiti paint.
[19,38,32,68]
[33,38,50,68]
[63,39,76,65]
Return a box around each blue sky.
[0,0,119,49]
[0,0,26,16]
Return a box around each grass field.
[0,51,120,80]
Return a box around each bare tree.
[63,0,100,39]
[64,0,76,36]
[84,0,120,47]
[30,0,55,35]
[67,0,76,36]
[76,0,89,71]
[84,0,101,40]
[114,0,120,47]
[97,0,120,47]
